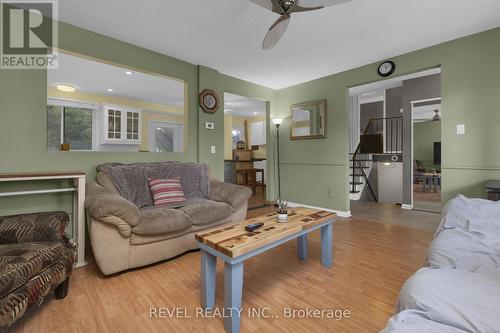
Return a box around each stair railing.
[351,116,403,201]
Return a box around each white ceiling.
[48,53,185,107]
[58,0,500,90]
[224,93,266,118]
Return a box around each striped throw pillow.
[148,178,186,207]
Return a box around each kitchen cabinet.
[102,105,141,145]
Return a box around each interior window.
[47,52,187,153]
[47,103,94,151]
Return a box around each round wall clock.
[199,89,219,114]
[378,61,396,77]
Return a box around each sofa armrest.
[85,183,141,237]
[0,211,70,244]
[210,179,252,209]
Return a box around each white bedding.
[381,195,500,333]
[428,228,500,274]
[429,195,500,274]
[381,267,500,333]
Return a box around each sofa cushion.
[0,242,70,298]
[132,208,192,235]
[180,199,233,226]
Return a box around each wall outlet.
[456,124,465,135]
[205,122,214,130]
[328,188,335,198]
[210,145,216,154]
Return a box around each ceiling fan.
[250,0,352,49]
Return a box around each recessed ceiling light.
[125,71,133,75]
[56,84,76,93]
[253,112,258,115]
[107,88,113,92]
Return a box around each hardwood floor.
[413,183,442,213]
[350,200,441,231]
[11,207,434,333]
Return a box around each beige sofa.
[85,163,252,275]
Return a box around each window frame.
[47,98,98,151]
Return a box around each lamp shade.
[272,118,283,125]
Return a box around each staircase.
[349,153,376,200]
[350,116,403,201]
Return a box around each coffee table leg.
[201,250,216,309]
[224,261,243,333]
[297,234,308,260]
[321,223,333,268]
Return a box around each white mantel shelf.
[0,171,87,267]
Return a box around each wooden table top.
[195,207,336,258]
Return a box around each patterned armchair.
[0,211,76,330]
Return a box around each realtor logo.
[0,0,58,69]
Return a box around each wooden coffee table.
[195,207,336,333]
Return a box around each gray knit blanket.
[97,162,210,208]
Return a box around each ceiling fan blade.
[288,3,323,13]
[296,0,351,7]
[262,14,290,50]
[250,0,284,14]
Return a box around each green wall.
[1,20,499,216]
[275,27,500,211]
[414,121,441,171]
[0,22,275,216]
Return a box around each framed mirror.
[291,100,327,140]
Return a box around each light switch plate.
[205,122,214,130]
[210,146,216,154]
[457,124,465,135]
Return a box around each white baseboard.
[287,202,352,218]
[401,204,413,210]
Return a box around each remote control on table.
[245,222,264,232]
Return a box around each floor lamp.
[272,118,284,200]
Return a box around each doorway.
[223,93,267,209]
[411,99,442,213]
[348,68,442,218]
